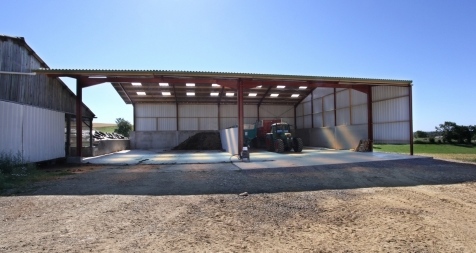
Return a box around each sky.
[1,0,475,131]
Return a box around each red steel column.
[409,85,414,155]
[238,79,244,155]
[311,90,314,128]
[76,79,83,157]
[367,86,373,152]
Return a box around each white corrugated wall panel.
[157,118,176,130]
[179,104,218,117]
[179,118,199,130]
[295,103,304,117]
[220,105,237,117]
[282,117,294,125]
[244,105,258,118]
[336,90,350,109]
[372,86,409,101]
[136,118,157,131]
[336,108,350,126]
[351,104,368,125]
[22,106,64,162]
[323,111,335,127]
[199,118,218,130]
[313,97,323,113]
[336,88,346,92]
[296,116,304,129]
[244,118,257,124]
[136,104,176,117]
[301,93,312,102]
[259,105,294,118]
[303,115,312,128]
[303,101,312,115]
[374,122,410,143]
[351,89,367,105]
[313,112,323,127]
[313,88,334,97]
[220,118,238,129]
[373,97,409,123]
[0,100,23,155]
[323,95,334,111]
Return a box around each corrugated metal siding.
[323,95,334,111]
[296,116,304,129]
[0,100,23,154]
[301,93,312,102]
[373,97,409,123]
[313,88,334,97]
[323,111,335,127]
[244,105,258,117]
[295,104,304,117]
[220,105,237,117]
[313,97,323,113]
[336,108,350,125]
[351,104,368,125]
[244,118,257,124]
[158,118,176,130]
[199,118,218,130]
[136,104,176,117]
[179,118,199,130]
[372,86,409,101]
[303,101,312,115]
[0,101,64,162]
[179,104,217,117]
[374,122,410,143]
[336,89,350,109]
[22,105,64,162]
[136,118,157,131]
[282,117,294,125]
[303,115,312,128]
[259,105,295,118]
[220,118,238,129]
[351,89,367,105]
[313,112,323,127]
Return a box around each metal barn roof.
[34,69,412,106]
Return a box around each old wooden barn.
[0,35,95,162]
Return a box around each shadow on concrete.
[9,158,476,196]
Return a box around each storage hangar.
[32,69,413,158]
[0,35,95,162]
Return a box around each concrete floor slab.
[82,147,423,169]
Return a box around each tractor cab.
[271,123,291,137]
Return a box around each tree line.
[414,122,475,144]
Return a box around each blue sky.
[2,0,475,131]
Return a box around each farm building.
[0,35,96,162]
[33,69,413,157]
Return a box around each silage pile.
[172,131,222,150]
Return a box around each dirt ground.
[2,158,476,252]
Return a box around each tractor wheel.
[293,138,304,152]
[274,139,285,153]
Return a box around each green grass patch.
[374,143,476,163]
[0,152,73,194]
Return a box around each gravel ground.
[1,158,476,252]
